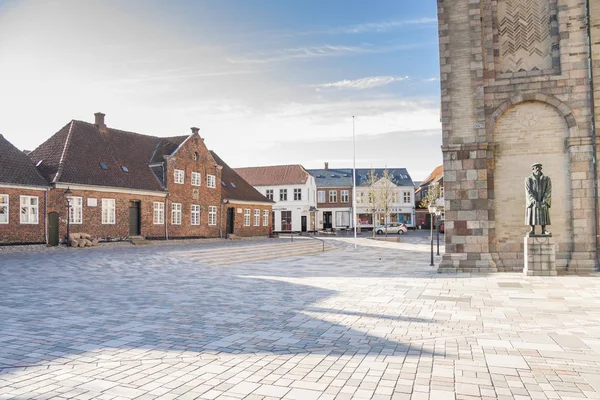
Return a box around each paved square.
[1,237,600,399]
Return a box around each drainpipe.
[164,193,169,241]
[44,189,48,244]
[586,0,599,270]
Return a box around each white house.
[354,168,416,229]
[234,165,317,232]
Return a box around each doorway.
[129,201,141,236]
[323,211,332,230]
[226,207,235,236]
[301,216,307,232]
[48,212,59,246]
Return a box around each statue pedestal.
[524,235,557,276]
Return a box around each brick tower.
[437,0,600,273]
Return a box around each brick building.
[437,0,600,273]
[0,134,49,244]
[2,112,274,245]
[415,165,444,229]
[307,163,354,231]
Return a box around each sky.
[0,0,441,181]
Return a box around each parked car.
[376,223,408,235]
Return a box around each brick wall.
[222,204,272,237]
[438,0,598,273]
[165,134,223,238]
[493,101,570,270]
[316,187,353,208]
[0,187,47,244]
[47,188,166,242]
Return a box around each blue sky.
[0,0,441,180]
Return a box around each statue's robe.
[525,174,551,226]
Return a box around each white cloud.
[314,76,409,90]
[295,17,438,36]
[228,43,426,64]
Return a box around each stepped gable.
[0,134,48,187]
[210,151,274,204]
[234,164,309,186]
[29,120,188,191]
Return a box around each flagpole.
[353,116,357,249]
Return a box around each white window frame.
[174,169,184,184]
[340,190,349,203]
[172,203,182,225]
[0,194,8,224]
[244,208,251,226]
[336,211,350,227]
[191,172,201,186]
[153,202,165,224]
[329,190,337,203]
[191,204,200,225]
[293,188,302,201]
[263,209,269,226]
[318,190,325,203]
[279,189,287,201]
[254,209,260,226]
[207,174,216,188]
[20,195,39,224]
[101,199,116,224]
[266,189,274,200]
[67,196,82,224]
[403,191,411,204]
[208,206,217,226]
[357,192,364,204]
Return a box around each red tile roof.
[210,152,273,204]
[234,165,309,186]
[418,165,443,188]
[29,120,187,192]
[0,134,48,187]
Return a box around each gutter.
[586,0,599,270]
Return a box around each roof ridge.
[53,120,75,183]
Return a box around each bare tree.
[419,182,443,229]
[363,168,380,238]
[377,169,396,237]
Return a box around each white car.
[376,223,408,235]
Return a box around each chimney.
[94,112,107,132]
[324,162,329,170]
[191,127,199,135]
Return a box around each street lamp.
[64,187,72,247]
[428,205,435,266]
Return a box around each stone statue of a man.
[525,163,551,235]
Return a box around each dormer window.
[121,166,129,173]
[99,163,108,170]
[36,160,43,167]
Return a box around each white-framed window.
[191,172,201,186]
[356,192,364,204]
[172,203,182,225]
[174,169,184,184]
[329,190,337,203]
[263,209,269,226]
[265,189,274,200]
[208,206,217,225]
[294,188,302,201]
[67,196,82,224]
[20,195,39,224]
[403,191,411,204]
[244,209,251,226]
[392,192,400,203]
[336,211,350,227]
[191,205,200,225]
[0,194,8,224]
[280,189,287,201]
[254,209,260,226]
[207,174,216,188]
[318,190,325,203]
[101,199,116,224]
[341,190,349,203]
[153,202,164,224]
